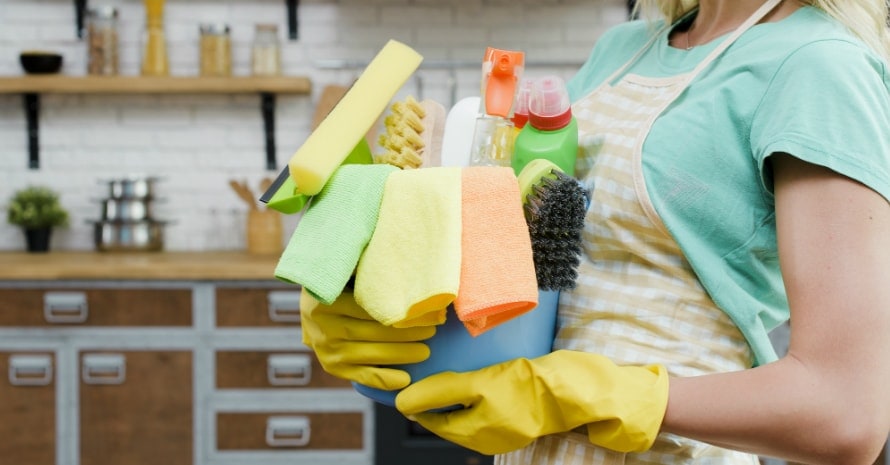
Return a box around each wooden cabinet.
[0,352,55,465]
[80,351,192,465]
[0,278,370,465]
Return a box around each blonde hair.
[633,0,890,62]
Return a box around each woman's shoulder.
[744,6,883,63]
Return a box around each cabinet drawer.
[217,412,363,451]
[216,350,351,389]
[0,289,191,327]
[0,352,55,465]
[215,287,300,327]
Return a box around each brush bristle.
[524,170,588,291]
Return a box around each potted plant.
[6,186,69,253]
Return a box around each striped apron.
[496,1,782,463]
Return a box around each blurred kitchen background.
[0,0,628,253]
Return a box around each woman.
[299,0,890,463]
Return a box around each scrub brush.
[517,158,589,291]
[375,95,446,169]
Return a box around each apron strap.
[690,0,783,76]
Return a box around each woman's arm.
[661,153,890,465]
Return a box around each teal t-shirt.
[567,6,890,365]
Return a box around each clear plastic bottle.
[251,23,281,76]
[141,0,169,76]
[199,23,232,77]
[511,75,578,176]
[86,6,119,75]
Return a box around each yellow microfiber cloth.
[454,166,538,336]
[275,164,398,305]
[354,167,463,327]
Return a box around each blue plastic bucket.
[353,289,559,406]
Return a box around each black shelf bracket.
[20,91,286,171]
[24,93,40,170]
[286,0,299,40]
[261,92,277,171]
[75,0,87,38]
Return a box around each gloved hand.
[300,290,436,390]
[395,349,668,455]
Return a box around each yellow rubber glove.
[395,349,668,455]
[300,290,435,390]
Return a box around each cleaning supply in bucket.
[375,95,447,169]
[274,164,397,305]
[469,47,524,167]
[518,158,589,291]
[452,166,539,336]
[354,167,463,327]
[289,40,422,196]
[511,78,534,139]
[261,139,373,214]
[511,75,578,176]
[440,96,481,167]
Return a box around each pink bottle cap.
[528,75,572,131]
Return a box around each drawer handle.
[267,354,311,386]
[82,354,126,385]
[265,416,311,447]
[44,292,88,324]
[8,354,53,386]
[267,291,301,323]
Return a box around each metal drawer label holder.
[267,291,301,323]
[267,354,311,386]
[82,353,126,385]
[265,416,311,447]
[43,291,88,324]
[8,354,53,386]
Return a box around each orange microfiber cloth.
[454,166,538,336]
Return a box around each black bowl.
[19,52,63,74]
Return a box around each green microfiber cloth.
[275,163,398,305]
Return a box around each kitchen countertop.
[0,251,281,281]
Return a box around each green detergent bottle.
[511,75,577,176]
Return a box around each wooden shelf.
[0,75,311,95]
[4,75,313,170]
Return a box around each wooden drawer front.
[215,288,300,327]
[216,351,351,389]
[217,412,363,451]
[0,289,191,327]
[0,352,55,465]
[80,351,192,465]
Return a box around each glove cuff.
[584,363,670,453]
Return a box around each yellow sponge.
[288,40,423,195]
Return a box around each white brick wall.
[0,0,627,252]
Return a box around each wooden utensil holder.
[246,209,283,255]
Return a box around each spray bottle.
[511,75,577,176]
[469,47,524,167]
[511,78,533,142]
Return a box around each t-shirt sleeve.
[751,39,890,203]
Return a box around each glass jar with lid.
[86,6,119,75]
[199,23,232,77]
[251,23,281,76]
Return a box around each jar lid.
[199,23,231,35]
[255,23,279,32]
[88,6,119,19]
